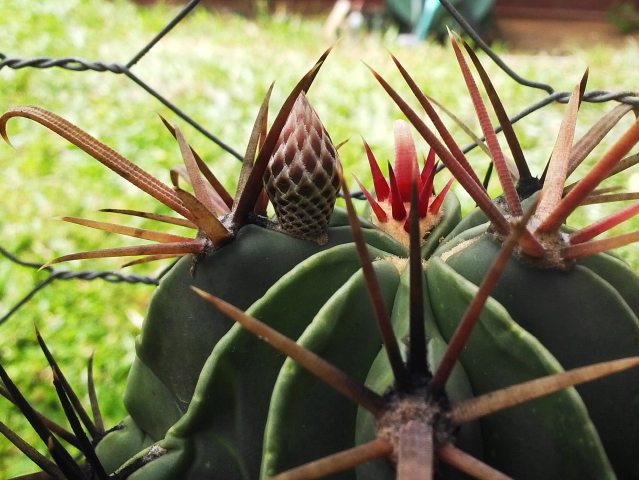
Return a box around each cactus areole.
[3,40,639,480]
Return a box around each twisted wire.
[438,0,639,106]
[445,89,639,168]
[0,52,243,160]
[0,246,176,326]
[0,55,126,73]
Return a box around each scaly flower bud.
[263,92,340,244]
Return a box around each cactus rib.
[192,288,387,417]
[341,174,409,389]
[430,199,537,394]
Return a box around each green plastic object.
[385,0,495,39]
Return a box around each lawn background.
[1,0,639,475]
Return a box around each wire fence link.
[1,0,638,325]
[0,246,175,326]
[0,0,243,161]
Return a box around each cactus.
[2,36,639,480]
[424,42,639,480]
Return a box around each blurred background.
[129,0,639,47]
[1,0,639,476]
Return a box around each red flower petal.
[393,120,419,202]
[363,138,390,202]
[421,148,436,187]
[418,168,435,218]
[430,178,454,214]
[354,176,388,223]
[388,162,407,221]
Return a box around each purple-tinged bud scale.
[263,92,340,244]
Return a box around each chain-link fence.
[1,0,638,326]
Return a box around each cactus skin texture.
[362,36,639,480]
[101,254,403,480]
[4,43,639,480]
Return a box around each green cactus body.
[430,226,639,480]
[100,248,482,480]
[421,192,461,258]
[130,208,405,413]
[89,150,460,479]
[261,260,401,480]
[95,209,408,476]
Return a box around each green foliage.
[607,2,639,34]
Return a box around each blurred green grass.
[1,0,639,475]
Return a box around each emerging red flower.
[355,120,453,246]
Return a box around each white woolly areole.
[372,199,444,248]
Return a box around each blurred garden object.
[323,0,387,39]
[607,2,639,34]
[494,0,639,20]
[386,0,496,41]
[494,0,639,51]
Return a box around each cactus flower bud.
[356,120,453,247]
[263,92,340,244]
